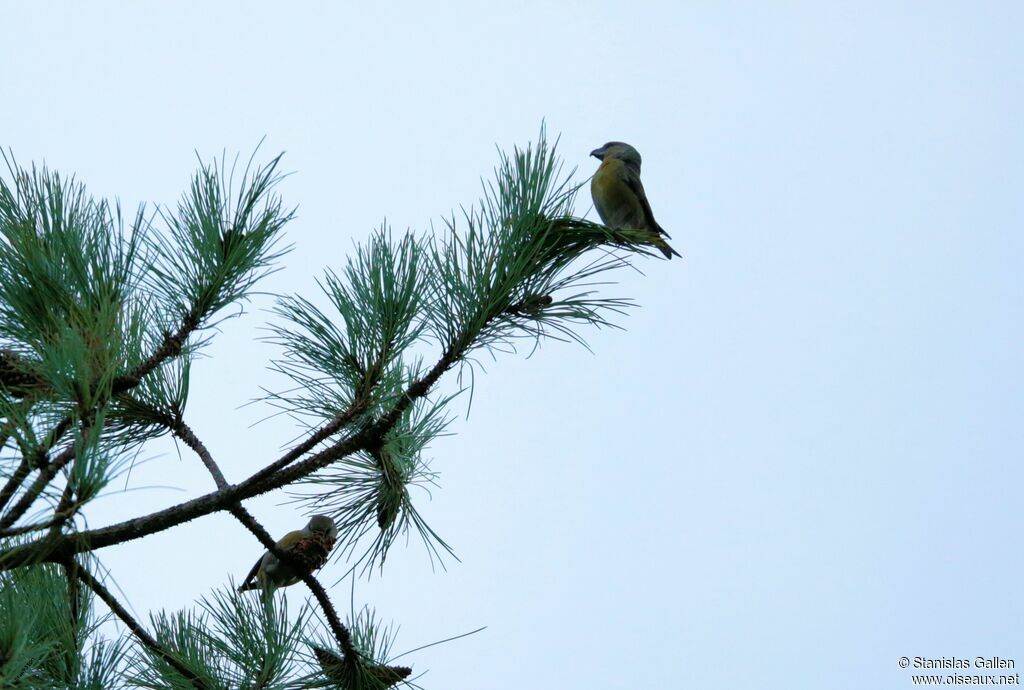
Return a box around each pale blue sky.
[2,2,1022,688]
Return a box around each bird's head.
[589,141,642,169]
[305,514,338,540]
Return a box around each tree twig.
[0,456,30,513]
[48,480,76,537]
[0,442,76,530]
[157,406,358,659]
[74,565,209,690]
[242,399,367,490]
[60,556,81,658]
[0,316,199,529]
[110,315,200,393]
[0,348,458,570]
[0,414,73,514]
[231,507,357,659]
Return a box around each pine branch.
[74,565,210,690]
[59,556,81,659]
[0,457,82,538]
[0,514,66,538]
[241,397,369,492]
[0,455,29,513]
[0,151,284,541]
[0,130,643,576]
[0,346,458,570]
[0,413,76,518]
[147,399,360,660]
[0,308,207,538]
[152,405,228,490]
[48,478,76,537]
[110,313,201,393]
[0,440,76,530]
[0,321,195,525]
[0,132,664,689]
[231,510,357,661]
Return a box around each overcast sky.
[2,2,1022,689]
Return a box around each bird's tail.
[651,234,682,260]
[649,221,680,259]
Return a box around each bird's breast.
[591,161,643,229]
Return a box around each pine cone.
[292,532,336,574]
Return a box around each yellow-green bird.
[237,514,338,592]
[590,141,680,259]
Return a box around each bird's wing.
[619,166,671,239]
[239,530,309,590]
[276,529,309,550]
[239,554,265,590]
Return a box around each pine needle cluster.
[0,128,670,688]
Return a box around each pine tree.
[0,129,671,689]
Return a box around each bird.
[589,141,680,259]
[237,514,338,592]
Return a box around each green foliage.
[106,357,191,448]
[68,416,118,507]
[0,156,145,415]
[127,587,309,690]
[0,127,670,688]
[269,227,426,423]
[0,144,291,527]
[424,130,633,357]
[301,606,412,690]
[272,126,645,575]
[0,563,126,689]
[294,391,456,574]
[146,150,292,327]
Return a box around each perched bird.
[237,514,338,592]
[590,141,680,259]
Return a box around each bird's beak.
[589,147,605,160]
